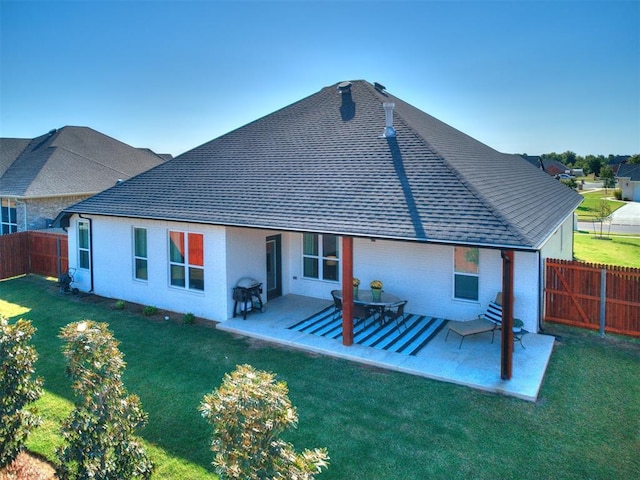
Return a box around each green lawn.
[575,190,625,220]
[1,275,639,479]
[574,233,640,268]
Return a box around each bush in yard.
[0,317,43,468]
[56,321,153,480]
[200,364,329,480]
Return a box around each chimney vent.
[382,102,396,137]
[374,82,386,92]
[337,81,352,93]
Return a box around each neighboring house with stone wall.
[0,126,170,234]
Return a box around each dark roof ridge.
[366,82,531,246]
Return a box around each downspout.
[78,214,94,292]
[538,252,545,333]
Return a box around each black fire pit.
[232,277,265,319]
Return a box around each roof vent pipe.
[337,81,352,93]
[382,102,396,137]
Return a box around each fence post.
[56,237,61,279]
[599,268,606,337]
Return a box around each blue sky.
[1,0,638,157]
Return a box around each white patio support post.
[501,249,515,380]
[341,236,354,346]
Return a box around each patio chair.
[330,290,342,321]
[353,303,373,322]
[382,301,408,330]
[331,290,375,323]
[445,295,503,348]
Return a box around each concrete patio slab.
[216,294,556,402]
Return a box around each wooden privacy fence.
[0,231,68,280]
[545,259,640,337]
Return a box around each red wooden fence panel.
[545,259,640,337]
[0,232,29,279]
[605,266,640,336]
[0,231,68,280]
[28,231,68,277]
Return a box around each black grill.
[232,278,264,319]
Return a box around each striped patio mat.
[288,306,448,356]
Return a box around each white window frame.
[133,227,148,281]
[78,221,91,270]
[168,230,204,291]
[453,246,479,301]
[1,197,17,235]
[302,233,340,282]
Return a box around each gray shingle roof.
[617,163,640,181]
[65,81,582,250]
[0,138,30,177]
[0,126,169,197]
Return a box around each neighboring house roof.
[520,155,544,170]
[64,80,582,250]
[0,126,170,198]
[519,155,572,176]
[542,160,569,176]
[608,155,630,166]
[617,163,640,181]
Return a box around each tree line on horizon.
[521,151,640,177]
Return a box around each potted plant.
[370,280,383,302]
[513,318,524,333]
[352,277,360,297]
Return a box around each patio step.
[288,307,448,356]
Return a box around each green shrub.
[200,364,329,480]
[614,189,622,200]
[142,305,158,316]
[183,313,196,325]
[114,300,126,310]
[56,321,153,479]
[0,317,43,468]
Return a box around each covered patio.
[216,294,556,402]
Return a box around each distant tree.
[561,150,578,167]
[588,155,605,177]
[0,318,43,468]
[541,152,563,163]
[600,165,616,191]
[56,321,153,480]
[593,200,613,239]
[200,364,329,480]
[573,155,589,173]
[628,154,640,164]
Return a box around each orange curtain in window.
[188,233,204,266]
[169,231,185,263]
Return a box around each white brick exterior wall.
[67,213,575,332]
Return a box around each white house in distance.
[616,163,640,201]
[58,80,582,336]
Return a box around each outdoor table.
[335,289,401,322]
